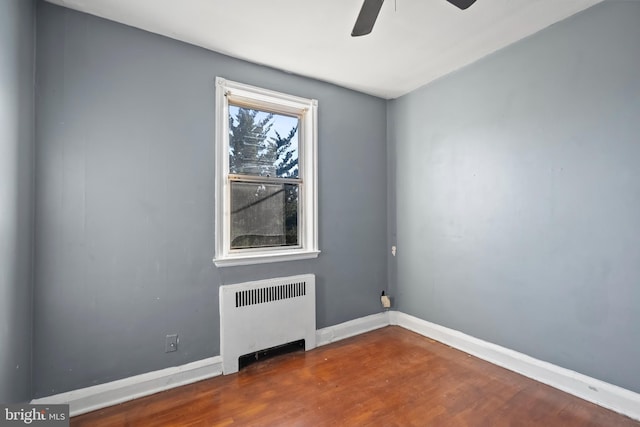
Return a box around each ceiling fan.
[351,0,478,37]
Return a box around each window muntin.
[214,78,319,266]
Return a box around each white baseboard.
[31,356,223,417]
[390,311,640,422]
[31,311,640,422]
[30,312,390,418]
[316,312,389,347]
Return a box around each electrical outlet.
[165,334,178,353]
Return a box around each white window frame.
[213,77,319,267]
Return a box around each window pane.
[230,181,299,249]
[228,105,299,178]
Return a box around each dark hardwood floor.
[72,326,639,426]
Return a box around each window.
[214,77,319,266]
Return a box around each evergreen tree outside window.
[214,78,319,266]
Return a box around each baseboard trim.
[316,312,389,347]
[390,311,640,422]
[31,356,223,417]
[31,311,640,422]
[30,312,391,418]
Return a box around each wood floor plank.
[71,326,639,426]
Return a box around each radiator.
[219,274,316,374]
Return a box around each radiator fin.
[235,281,306,307]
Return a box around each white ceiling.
[45,0,603,99]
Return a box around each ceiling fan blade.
[446,0,477,10]
[351,0,384,37]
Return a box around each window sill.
[213,250,320,267]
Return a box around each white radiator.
[219,274,316,374]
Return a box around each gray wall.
[0,0,35,403]
[34,2,387,397]
[389,1,640,393]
